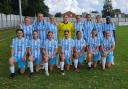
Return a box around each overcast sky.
[44,0,128,15]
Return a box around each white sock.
[102,57,106,68]
[112,56,114,64]
[44,63,48,73]
[88,62,91,67]
[60,61,64,71]
[10,65,15,73]
[29,61,33,73]
[74,59,78,69]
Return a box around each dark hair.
[75,15,81,18]
[37,12,43,16]
[76,31,81,35]
[64,29,69,33]
[91,28,97,36]
[16,29,24,37]
[24,16,30,20]
[16,29,23,33]
[33,30,38,34]
[47,31,53,34]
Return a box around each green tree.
[55,12,62,17]
[102,0,114,17]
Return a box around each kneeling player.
[59,30,74,75]
[42,31,58,76]
[73,31,86,72]
[9,29,29,79]
[87,29,100,69]
[101,31,115,70]
[29,30,41,76]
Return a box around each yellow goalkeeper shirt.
[57,21,74,41]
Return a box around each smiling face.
[91,30,97,37]
[33,31,38,39]
[86,14,91,21]
[76,31,81,39]
[63,15,69,23]
[76,15,81,22]
[24,17,30,25]
[49,16,55,23]
[17,30,23,39]
[37,13,44,22]
[47,32,53,40]
[105,31,110,39]
[64,31,69,39]
[106,18,111,24]
[96,15,101,23]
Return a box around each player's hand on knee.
[29,55,33,61]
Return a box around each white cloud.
[44,0,128,15]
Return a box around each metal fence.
[0,13,128,29]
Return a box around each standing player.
[57,14,74,41]
[59,30,74,75]
[42,31,58,76]
[73,31,86,72]
[101,31,115,70]
[94,15,103,42]
[47,15,58,41]
[74,15,84,38]
[33,13,48,47]
[29,30,41,76]
[19,16,34,40]
[9,29,29,79]
[83,14,94,42]
[87,29,100,69]
[103,16,116,40]
[94,15,104,63]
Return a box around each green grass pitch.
[0,26,128,89]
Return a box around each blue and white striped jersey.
[83,21,95,41]
[20,24,34,40]
[73,22,84,38]
[87,36,100,53]
[29,39,41,58]
[60,38,74,57]
[43,39,58,57]
[102,22,116,38]
[101,37,115,51]
[11,38,29,58]
[46,22,58,41]
[94,22,103,40]
[74,38,86,52]
[33,20,48,41]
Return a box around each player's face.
[49,16,55,23]
[48,32,53,40]
[106,19,110,24]
[76,32,81,39]
[76,16,81,22]
[63,15,69,22]
[17,31,23,39]
[105,32,110,38]
[96,16,101,22]
[92,30,97,37]
[86,15,91,21]
[33,32,38,39]
[37,14,44,21]
[24,18,30,25]
[64,32,69,39]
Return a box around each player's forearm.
[109,45,115,52]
